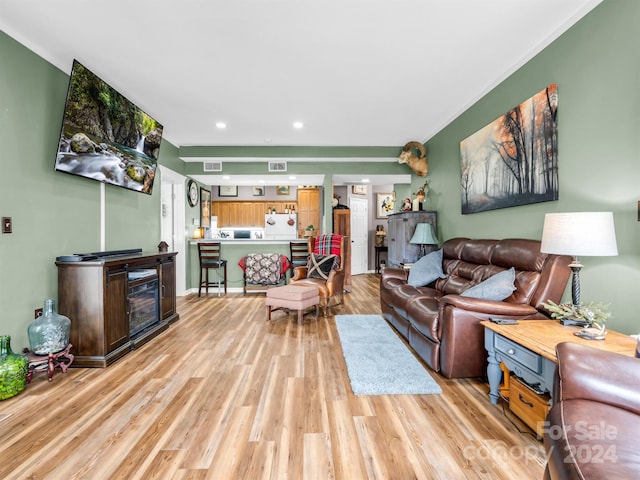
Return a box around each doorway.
[349,197,368,275]
[159,166,186,296]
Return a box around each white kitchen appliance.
[264,214,297,240]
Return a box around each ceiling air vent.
[203,161,222,172]
[268,161,287,172]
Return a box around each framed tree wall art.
[459,84,558,214]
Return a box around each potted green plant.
[541,300,611,340]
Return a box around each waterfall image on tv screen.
[54,60,163,194]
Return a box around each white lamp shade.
[540,212,618,257]
[410,223,438,245]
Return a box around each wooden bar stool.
[289,240,309,281]
[198,242,227,297]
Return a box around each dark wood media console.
[56,250,179,367]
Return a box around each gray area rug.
[335,314,442,395]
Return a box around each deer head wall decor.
[398,141,428,177]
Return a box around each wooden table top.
[481,319,637,362]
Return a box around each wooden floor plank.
[0,274,545,479]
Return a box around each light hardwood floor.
[0,274,546,479]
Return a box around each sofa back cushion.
[436,238,563,308]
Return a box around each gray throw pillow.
[461,267,516,301]
[407,249,446,287]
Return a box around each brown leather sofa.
[544,342,640,480]
[380,238,571,378]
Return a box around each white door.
[350,197,368,275]
[159,166,186,296]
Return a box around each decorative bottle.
[0,336,28,400]
[28,299,71,355]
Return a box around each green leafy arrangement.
[541,300,611,327]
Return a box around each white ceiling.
[0,0,601,152]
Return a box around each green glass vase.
[0,335,28,400]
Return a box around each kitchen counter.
[188,238,310,293]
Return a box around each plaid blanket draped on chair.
[313,234,344,258]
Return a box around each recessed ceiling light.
[362,178,370,183]
[215,122,227,129]
[288,176,296,180]
[259,179,265,184]
[264,138,272,143]
[293,121,304,129]
[222,175,230,180]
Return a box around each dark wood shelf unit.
[387,211,437,267]
[56,251,179,367]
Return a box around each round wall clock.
[187,180,198,207]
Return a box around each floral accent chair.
[238,253,290,294]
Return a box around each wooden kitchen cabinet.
[211,201,297,227]
[296,188,321,236]
[387,211,437,267]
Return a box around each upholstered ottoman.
[266,285,320,325]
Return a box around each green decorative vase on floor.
[0,335,28,400]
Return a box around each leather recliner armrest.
[439,294,540,317]
[555,342,640,415]
[380,267,408,282]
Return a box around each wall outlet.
[34,308,43,319]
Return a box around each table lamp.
[540,212,618,306]
[410,223,438,258]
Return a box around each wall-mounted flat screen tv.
[54,60,163,195]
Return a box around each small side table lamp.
[410,223,438,258]
[540,211,618,306]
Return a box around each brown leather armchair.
[544,342,640,480]
[289,234,347,316]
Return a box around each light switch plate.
[1,217,11,234]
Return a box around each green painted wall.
[0,31,183,349]
[425,0,640,334]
